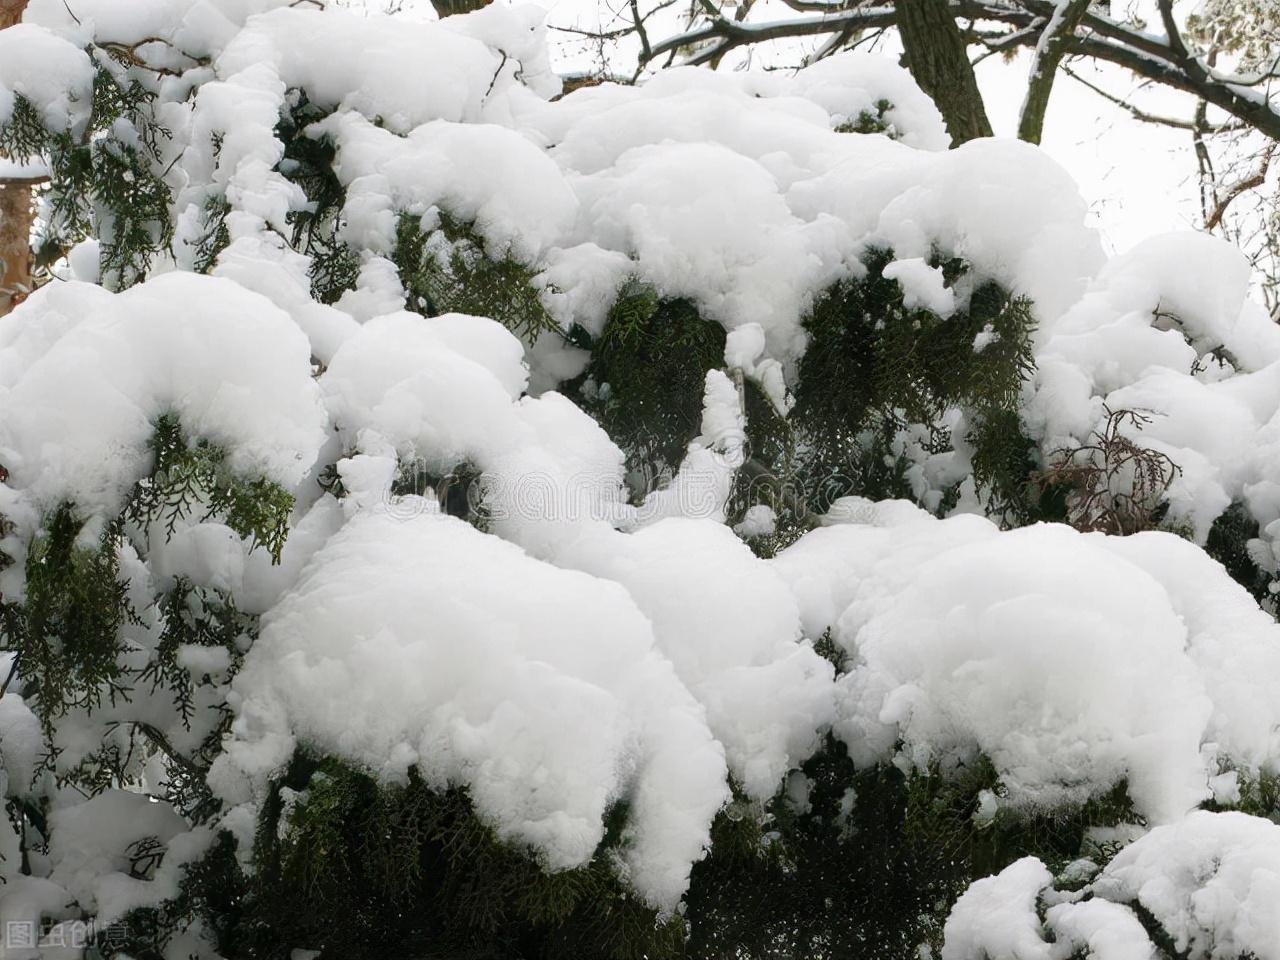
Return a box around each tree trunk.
[896,0,993,146]
[0,0,31,318]
[1017,0,1092,144]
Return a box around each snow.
[567,139,831,359]
[146,494,345,616]
[724,323,789,413]
[6,0,1280,936]
[211,235,360,365]
[322,111,577,263]
[320,309,531,475]
[940,856,1054,960]
[1043,899,1159,960]
[247,41,1107,371]
[1092,810,1280,959]
[945,810,1280,960]
[0,24,93,135]
[786,51,950,150]
[882,257,956,317]
[47,790,191,924]
[734,504,778,539]
[0,876,80,960]
[1030,230,1280,550]
[211,507,730,911]
[0,692,42,793]
[180,62,305,240]
[769,498,978,640]
[0,275,327,524]
[542,517,836,802]
[790,136,1105,329]
[217,8,506,132]
[773,506,1280,824]
[833,521,1213,823]
[23,0,295,53]
[1096,532,1280,779]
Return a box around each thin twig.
[631,0,653,74]
[485,50,510,98]
[1205,142,1276,230]
[0,654,20,700]
[1061,64,1236,131]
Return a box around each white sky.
[977,48,1199,255]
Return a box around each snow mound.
[217,8,507,132]
[1030,231,1280,547]
[788,51,950,150]
[941,856,1055,960]
[319,308,630,535]
[323,111,577,264]
[23,0,295,55]
[211,507,730,911]
[944,809,1280,960]
[0,274,327,522]
[544,517,836,802]
[0,23,93,134]
[47,790,201,925]
[321,309,531,474]
[774,506,1280,823]
[1093,810,1280,958]
[523,78,1101,362]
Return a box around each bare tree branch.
[1062,64,1241,131]
[643,5,895,64]
[1205,141,1276,229]
[1193,98,1220,224]
[631,0,653,61]
[97,35,210,77]
[636,0,1280,140]
[777,0,857,13]
[133,721,208,778]
[1058,33,1280,140]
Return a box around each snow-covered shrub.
[4,2,1280,959]
[941,810,1280,960]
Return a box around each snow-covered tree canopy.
[2,1,1280,958]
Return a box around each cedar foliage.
[393,211,559,341]
[3,57,1273,960]
[0,61,174,289]
[568,281,728,481]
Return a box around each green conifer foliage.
[570,280,727,483]
[0,58,175,289]
[129,414,295,562]
[276,91,362,305]
[685,742,968,959]
[833,98,896,136]
[0,413,290,790]
[1205,501,1273,605]
[393,211,559,341]
[18,506,132,736]
[221,755,685,960]
[5,32,1275,959]
[790,249,1037,520]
